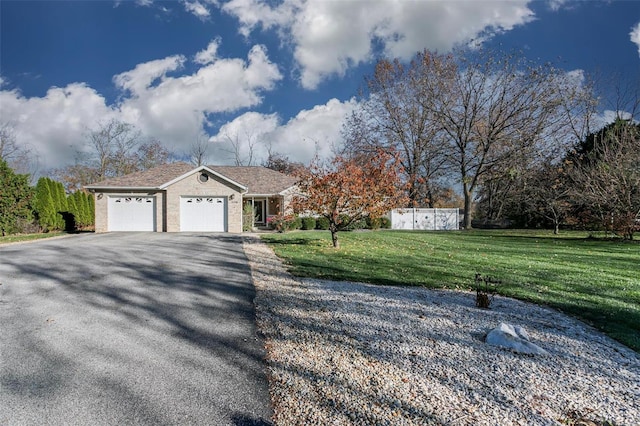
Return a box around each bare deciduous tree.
[221,128,258,166]
[421,50,582,229]
[189,134,211,166]
[52,119,173,191]
[88,119,142,178]
[136,138,171,171]
[343,52,449,207]
[0,122,38,178]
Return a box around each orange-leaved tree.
[292,150,408,248]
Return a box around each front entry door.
[254,200,266,225]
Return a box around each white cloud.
[597,110,634,127]
[221,0,535,89]
[0,84,116,169]
[0,41,283,170]
[116,43,281,156]
[631,22,640,57]
[222,0,295,38]
[182,0,210,19]
[547,0,569,11]
[208,111,280,163]
[113,55,186,96]
[208,98,358,165]
[194,38,220,65]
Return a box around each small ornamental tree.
[292,150,407,248]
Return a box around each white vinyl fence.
[390,208,460,231]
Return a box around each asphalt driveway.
[0,233,272,425]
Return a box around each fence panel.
[390,208,459,230]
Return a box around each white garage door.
[108,196,156,231]
[180,197,226,232]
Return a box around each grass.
[0,231,66,245]
[262,229,640,352]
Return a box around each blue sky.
[1,0,639,171]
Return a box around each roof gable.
[160,165,247,192]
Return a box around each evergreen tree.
[67,193,78,230]
[52,180,68,229]
[79,192,89,227]
[87,192,95,227]
[34,177,56,231]
[0,159,33,236]
[45,178,60,229]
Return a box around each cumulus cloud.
[222,0,295,37]
[0,84,116,168]
[113,55,186,96]
[0,41,283,170]
[194,38,221,65]
[221,0,535,89]
[208,98,358,165]
[117,43,282,148]
[182,0,211,19]
[631,22,640,57]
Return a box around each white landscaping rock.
[486,322,549,355]
[243,236,640,426]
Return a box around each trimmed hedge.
[301,217,316,230]
[315,216,330,230]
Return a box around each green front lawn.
[262,230,640,352]
[0,232,65,245]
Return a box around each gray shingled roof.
[86,162,297,195]
[87,162,193,188]
[209,166,297,195]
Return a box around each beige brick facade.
[87,163,296,233]
[164,171,243,233]
[93,171,244,233]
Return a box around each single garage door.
[180,197,227,232]
[108,196,156,231]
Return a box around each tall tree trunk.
[330,229,340,249]
[463,182,473,230]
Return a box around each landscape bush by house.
[301,217,316,230]
[243,203,255,232]
[315,217,330,230]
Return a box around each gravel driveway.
[0,233,272,426]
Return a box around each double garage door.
[107,196,227,232]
